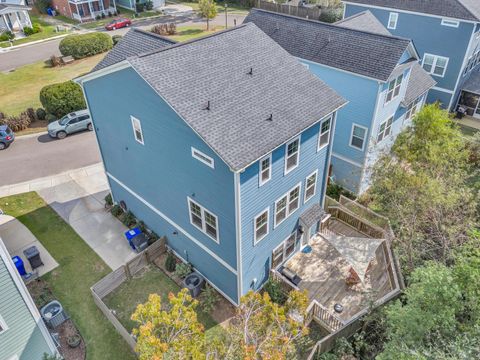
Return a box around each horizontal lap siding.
[83,68,238,302]
[0,260,52,360]
[240,122,329,294]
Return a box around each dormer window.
[385,74,403,104]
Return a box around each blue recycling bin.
[124,227,149,253]
[12,256,26,276]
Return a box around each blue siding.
[239,119,330,294]
[426,88,453,107]
[345,4,475,107]
[83,68,239,302]
[330,156,362,192]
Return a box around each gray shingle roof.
[335,10,391,35]
[299,203,326,228]
[343,0,479,21]
[128,23,346,171]
[244,9,411,81]
[0,3,30,12]
[402,63,436,106]
[92,28,175,72]
[461,69,480,95]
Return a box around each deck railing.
[306,300,344,332]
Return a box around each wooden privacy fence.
[90,238,166,351]
[257,0,321,20]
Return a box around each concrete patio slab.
[0,215,59,277]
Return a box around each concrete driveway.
[36,167,135,270]
[0,214,59,277]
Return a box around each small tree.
[198,0,217,30]
[39,81,86,118]
[131,289,206,359]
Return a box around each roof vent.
[266,114,273,121]
[247,67,253,76]
[204,101,211,111]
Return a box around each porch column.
[88,1,95,19]
[1,14,12,31]
[112,0,117,13]
[15,12,23,31]
[99,0,105,12]
[24,11,32,27]
[76,3,83,23]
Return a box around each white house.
[0,0,32,35]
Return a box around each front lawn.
[168,25,225,42]
[0,192,135,360]
[103,265,224,339]
[80,8,162,29]
[0,54,103,116]
[168,0,250,15]
[0,15,69,48]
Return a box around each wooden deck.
[285,224,393,321]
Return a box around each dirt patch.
[56,320,86,360]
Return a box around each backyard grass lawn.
[0,54,103,116]
[0,192,135,360]
[169,25,225,42]
[104,266,224,339]
[0,15,68,48]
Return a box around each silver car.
[47,110,93,139]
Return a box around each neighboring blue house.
[77,24,346,304]
[343,0,480,115]
[245,9,436,193]
[0,238,58,360]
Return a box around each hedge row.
[59,32,113,59]
[39,81,86,118]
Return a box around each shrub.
[101,12,106,19]
[175,262,193,278]
[50,55,62,67]
[32,23,42,33]
[108,11,112,17]
[319,8,342,23]
[0,31,14,42]
[96,14,101,20]
[59,32,113,59]
[45,113,57,123]
[0,112,31,132]
[121,210,136,227]
[110,204,123,217]
[0,112,5,121]
[151,23,176,36]
[39,80,86,118]
[199,284,218,313]
[326,182,355,201]
[112,35,123,45]
[263,278,287,305]
[104,193,113,206]
[136,2,145,12]
[145,0,153,10]
[24,24,41,36]
[36,108,46,120]
[26,108,37,122]
[165,252,177,272]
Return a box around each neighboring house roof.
[128,23,346,171]
[244,9,412,81]
[461,69,480,95]
[402,63,437,106]
[0,3,31,13]
[342,0,480,22]
[92,28,176,72]
[335,10,391,35]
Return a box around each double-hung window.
[350,124,367,151]
[271,231,298,268]
[188,198,219,243]
[388,12,398,29]
[254,208,269,244]
[259,154,272,186]
[304,170,317,203]
[377,116,393,142]
[385,74,403,104]
[285,137,300,174]
[422,54,449,77]
[272,243,285,269]
[318,116,331,150]
[274,183,301,227]
[131,116,144,144]
[405,97,422,121]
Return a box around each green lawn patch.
[0,192,135,360]
[0,54,103,115]
[103,265,223,339]
[167,0,250,15]
[168,25,225,42]
[80,9,162,29]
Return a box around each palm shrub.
[36,108,46,120]
[0,112,31,131]
[39,81,86,118]
[165,252,176,272]
[175,262,193,278]
[59,33,113,59]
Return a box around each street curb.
[0,33,72,52]
[16,131,48,139]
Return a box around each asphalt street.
[0,131,101,186]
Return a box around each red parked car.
[105,18,132,30]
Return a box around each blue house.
[244,9,436,193]
[343,0,480,116]
[77,24,346,305]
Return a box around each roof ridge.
[334,10,369,24]
[250,8,411,43]
[455,0,480,21]
[135,24,250,59]
[131,28,177,44]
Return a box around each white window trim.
[304,170,318,204]
[272,242,285,269]
[271,230,298,269]
[253,207,270,245]
[441,19,459,28]
[274,182,302,228]
[187,197,220,243]
[0,314,8,335]
[349,123,368,152]
[388,12,398,29]
[377,115,394,143]
[317,115,332,151]
[385,74,403,105]
[258,153,272,187]
[191,147,215,169]
[130,116,144,145]
[422,53,449,78]
[301,62,310,69]
[284,136,301,175]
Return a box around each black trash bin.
[23,246,43,270]
[183,272,205,298]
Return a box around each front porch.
[0,3,32,34]
[69,0,116,22]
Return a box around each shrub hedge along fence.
[59,32,113,59]
[40,81,87,118]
